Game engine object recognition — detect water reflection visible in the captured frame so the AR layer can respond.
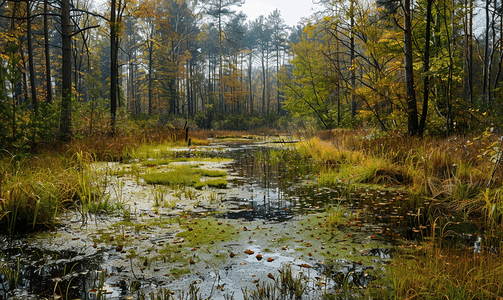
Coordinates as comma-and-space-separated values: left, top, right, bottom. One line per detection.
224, 147, 296, 221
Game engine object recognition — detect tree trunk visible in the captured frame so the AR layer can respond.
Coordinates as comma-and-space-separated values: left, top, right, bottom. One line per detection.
419, 0, 433, 136
404, 0, 419, 135
44, 0, 52, 104
110, 0, 118, 136
482, 0, 490, 109
148, 40, 153, 115
218, 0, 225, 113
26, 0, 38, 115
248, 50, 253, 114
350, 0, 356, 119
59, 0, 72, 141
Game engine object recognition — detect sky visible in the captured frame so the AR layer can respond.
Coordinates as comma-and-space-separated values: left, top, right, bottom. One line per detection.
237, 0, 321, 27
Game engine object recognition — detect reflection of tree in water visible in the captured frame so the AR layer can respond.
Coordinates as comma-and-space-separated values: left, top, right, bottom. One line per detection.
226, 148, 295, 221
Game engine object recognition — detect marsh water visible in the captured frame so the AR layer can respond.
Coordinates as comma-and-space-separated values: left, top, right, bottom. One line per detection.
0, 140, 418, 299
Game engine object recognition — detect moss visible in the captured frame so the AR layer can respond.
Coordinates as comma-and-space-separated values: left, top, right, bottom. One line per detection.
176, 218, 239, 248
141, 157, 231, 166
170, 267, 191, 279
141, 168, 201, 186
141, 165, 226, 187
205, 179, 228, 189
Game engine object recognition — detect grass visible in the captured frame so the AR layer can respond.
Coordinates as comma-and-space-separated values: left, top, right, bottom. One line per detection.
141, 165, 227, 188
0, 153, 86, 234
374, 245, 503, 299
296, 129, 503, 299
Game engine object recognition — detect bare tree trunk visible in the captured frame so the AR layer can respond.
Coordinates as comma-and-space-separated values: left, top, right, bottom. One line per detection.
350, 0, 356, 119
404, 0, 419, 135
110, 0, 118, 136
148, 40, 153, 115
44, 0, 52, 104
59, 0, 72, 141
26, 0, 38, 115
419, 0, 433, 136
482, 0, 490, 109
248, 50, 253, 114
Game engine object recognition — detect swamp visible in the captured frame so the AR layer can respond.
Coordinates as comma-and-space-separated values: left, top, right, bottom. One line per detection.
1, 128, 503, 300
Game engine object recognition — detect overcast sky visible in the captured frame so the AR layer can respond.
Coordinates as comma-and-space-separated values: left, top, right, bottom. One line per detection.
237, 0, 321, 27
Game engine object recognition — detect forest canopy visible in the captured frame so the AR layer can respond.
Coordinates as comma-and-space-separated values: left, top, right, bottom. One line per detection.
1, 0, 502, 151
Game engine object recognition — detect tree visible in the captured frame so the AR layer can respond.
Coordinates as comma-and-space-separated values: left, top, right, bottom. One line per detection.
267, 9, 287, 114
206, 0, 244, 113
281, 27, 336, 129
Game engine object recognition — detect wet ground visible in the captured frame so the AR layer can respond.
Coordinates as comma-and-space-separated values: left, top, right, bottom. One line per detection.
0, 139, 411, 299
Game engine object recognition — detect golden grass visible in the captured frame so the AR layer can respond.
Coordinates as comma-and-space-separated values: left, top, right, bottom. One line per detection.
386, 245, 503, 299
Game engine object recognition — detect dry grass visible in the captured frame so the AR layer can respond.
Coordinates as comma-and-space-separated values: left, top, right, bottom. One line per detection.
305, 129, 503, 234
385, 245, 503, 299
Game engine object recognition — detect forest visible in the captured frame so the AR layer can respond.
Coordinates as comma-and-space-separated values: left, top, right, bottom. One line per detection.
1, 0, 503, 298
1, 0, 503, 148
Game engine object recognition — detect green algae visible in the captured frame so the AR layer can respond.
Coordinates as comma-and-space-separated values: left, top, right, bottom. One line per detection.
176, 218, 241, 248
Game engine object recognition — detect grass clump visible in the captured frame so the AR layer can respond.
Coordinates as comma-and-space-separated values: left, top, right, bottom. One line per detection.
194, 178, 228, 190
0, 152, 96, 235
378, 246, 503, 299
141, 165, 226, 188
142, 166, 201, 186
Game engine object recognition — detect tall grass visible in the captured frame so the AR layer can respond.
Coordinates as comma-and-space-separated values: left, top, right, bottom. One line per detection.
382, 245, 503, 299
301, 130, 503, 232
0, 153, 82, 234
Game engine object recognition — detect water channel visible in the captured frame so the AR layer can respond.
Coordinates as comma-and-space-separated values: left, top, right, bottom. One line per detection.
0, 141, 414, 299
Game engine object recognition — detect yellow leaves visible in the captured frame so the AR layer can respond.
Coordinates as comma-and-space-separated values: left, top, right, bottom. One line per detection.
322, 16, 333, 23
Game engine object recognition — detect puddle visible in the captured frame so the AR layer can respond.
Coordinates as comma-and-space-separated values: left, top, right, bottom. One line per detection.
1, 142, 404, 299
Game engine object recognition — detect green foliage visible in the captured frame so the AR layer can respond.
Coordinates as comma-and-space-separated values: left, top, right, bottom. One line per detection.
281, 34, 339, 130
0, 42, 59, 154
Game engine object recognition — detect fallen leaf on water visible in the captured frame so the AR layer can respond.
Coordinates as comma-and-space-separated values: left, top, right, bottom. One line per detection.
267, 273, 275, 280
244, 249, 254, 255
300, 264, 311, 268
267, 257, 274, 262
190, 259, 195, 264
256, 254, 263, 260
230, 252, 236, 258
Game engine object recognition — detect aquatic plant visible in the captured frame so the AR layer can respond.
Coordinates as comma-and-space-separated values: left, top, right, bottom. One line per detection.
242, 266, 307, 300
0, 254, 20, 289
